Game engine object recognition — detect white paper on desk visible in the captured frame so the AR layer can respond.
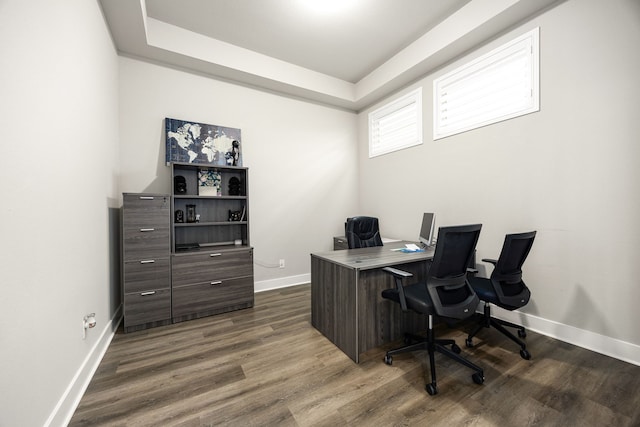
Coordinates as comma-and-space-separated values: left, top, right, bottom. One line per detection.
405, 243, 420, 251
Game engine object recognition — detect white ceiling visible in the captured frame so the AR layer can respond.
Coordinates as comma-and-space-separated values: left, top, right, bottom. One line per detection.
99, 0, 563, 111
144, 0, 472, 83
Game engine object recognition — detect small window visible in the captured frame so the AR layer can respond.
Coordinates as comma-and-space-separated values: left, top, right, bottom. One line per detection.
369, 88, 422, 158
433, 27, 539, 140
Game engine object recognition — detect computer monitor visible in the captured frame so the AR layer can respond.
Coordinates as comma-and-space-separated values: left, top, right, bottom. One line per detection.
419, 213, 436, 247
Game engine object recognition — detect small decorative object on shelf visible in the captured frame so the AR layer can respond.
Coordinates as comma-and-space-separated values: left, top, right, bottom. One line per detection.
229, 209, 242, 221
198, 169, 221, 196
175, 209, 184, 223
174, 176, 187, 194
228, 176, 242, 196
186, 204, 196, 223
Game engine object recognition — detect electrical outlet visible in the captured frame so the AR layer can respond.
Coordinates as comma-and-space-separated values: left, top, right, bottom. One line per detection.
279, 259, 285, 268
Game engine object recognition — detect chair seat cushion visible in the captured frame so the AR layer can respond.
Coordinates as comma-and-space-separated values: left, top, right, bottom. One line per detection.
381, 283, 433, 315
469, 277, 520, 310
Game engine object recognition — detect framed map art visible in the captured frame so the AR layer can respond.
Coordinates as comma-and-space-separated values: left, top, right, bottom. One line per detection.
165, 117, 242, 166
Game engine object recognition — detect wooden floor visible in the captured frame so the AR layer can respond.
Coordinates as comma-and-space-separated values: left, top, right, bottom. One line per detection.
70, 284, 640, 426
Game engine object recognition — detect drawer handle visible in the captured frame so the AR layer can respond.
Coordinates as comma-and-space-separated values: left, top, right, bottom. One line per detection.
140, 228, 155, 232
140, 291, 156, 296
209, 253, 222, 257
210, 281, 223, 286
140, 260, 155, 264
139, 196, 154, 200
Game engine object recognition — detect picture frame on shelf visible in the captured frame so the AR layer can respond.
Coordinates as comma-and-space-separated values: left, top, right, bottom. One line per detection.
198, 169, 221, 196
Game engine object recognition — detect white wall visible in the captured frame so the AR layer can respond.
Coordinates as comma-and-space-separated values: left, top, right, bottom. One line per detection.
0, 1, 120, 426
358, 0, 640, 358
118, 57, 358, 289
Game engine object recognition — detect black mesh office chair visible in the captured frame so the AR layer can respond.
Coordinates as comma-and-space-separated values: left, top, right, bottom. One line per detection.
381, 224, 484, 395
345, 216, 383, 249
465, 231, 536, 360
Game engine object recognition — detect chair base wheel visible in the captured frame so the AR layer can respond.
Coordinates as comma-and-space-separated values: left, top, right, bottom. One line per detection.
520, 349, 531, 360
465, 338, 473, 348
383, 354, 393, 365
426, 383, 438, 395
518, 329, 527, 338
472, 372, 485, 385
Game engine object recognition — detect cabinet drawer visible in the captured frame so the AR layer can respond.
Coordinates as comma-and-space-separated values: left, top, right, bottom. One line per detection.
123, 258, 171, 294
172, 276, 254, 318
123, 194, 170, 228
123, 227, 170, 260
172, 249, 253, 286
123, 288, 171, 328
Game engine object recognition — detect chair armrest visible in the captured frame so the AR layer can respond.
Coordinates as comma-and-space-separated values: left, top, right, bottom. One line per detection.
382, 267, 413, 312
382, 267, 414, 278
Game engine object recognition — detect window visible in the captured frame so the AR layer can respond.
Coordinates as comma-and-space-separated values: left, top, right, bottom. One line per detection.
369, 88, 422, 158
433, 27, 539, 140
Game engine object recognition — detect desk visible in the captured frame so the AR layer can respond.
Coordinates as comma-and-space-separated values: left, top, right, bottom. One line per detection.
311, 241, 435, 363
333, 235, 403, 250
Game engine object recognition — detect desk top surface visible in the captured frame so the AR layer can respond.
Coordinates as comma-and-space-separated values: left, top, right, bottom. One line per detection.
311, 241, 435, 271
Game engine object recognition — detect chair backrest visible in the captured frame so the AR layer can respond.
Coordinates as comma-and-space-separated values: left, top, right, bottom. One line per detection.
345, 216, 383, 249
427, 224, 482, 319
490, 231, 536, 308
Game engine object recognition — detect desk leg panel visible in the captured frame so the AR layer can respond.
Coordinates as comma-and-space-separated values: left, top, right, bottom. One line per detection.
358, 261, 429, 355
311, 255, 358, 362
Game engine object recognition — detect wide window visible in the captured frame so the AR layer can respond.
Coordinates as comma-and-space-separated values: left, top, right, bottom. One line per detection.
433, 27, 539, 140
369, 88, 422, 158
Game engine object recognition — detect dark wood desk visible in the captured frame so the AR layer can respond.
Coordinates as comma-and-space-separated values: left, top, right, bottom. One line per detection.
311, 241, 435, 363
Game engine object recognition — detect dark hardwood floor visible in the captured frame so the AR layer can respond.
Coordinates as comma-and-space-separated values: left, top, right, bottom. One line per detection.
70, 284, 640, 426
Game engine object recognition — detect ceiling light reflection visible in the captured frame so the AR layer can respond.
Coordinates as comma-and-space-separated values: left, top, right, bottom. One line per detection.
299, 0, 360, 15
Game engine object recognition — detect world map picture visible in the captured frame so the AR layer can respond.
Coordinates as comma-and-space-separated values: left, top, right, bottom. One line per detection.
165, 118, 242, 166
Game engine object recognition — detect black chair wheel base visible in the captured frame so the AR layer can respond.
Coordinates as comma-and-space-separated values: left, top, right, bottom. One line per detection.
472, 372, 485, 385
426, 383, 438, 395
465, 338, 474, 348
520, 349, 531, 360
451, 343, 461, 354
518, 329, 527, 338
384, 354, 393, 365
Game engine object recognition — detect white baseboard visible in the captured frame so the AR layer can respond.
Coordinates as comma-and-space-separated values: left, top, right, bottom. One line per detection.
254, 273, 311, 293
492, 307, 640, 366
46, 305, 123, 427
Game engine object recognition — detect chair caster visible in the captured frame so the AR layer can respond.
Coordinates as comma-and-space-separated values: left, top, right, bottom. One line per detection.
383, 354, 393, 365
472, 372, 485, 385
451, 343, 461, 354
426, 383, 438, 395
518, 329, 527, 338
520, 349, 531, 360
465, 338, 474, 348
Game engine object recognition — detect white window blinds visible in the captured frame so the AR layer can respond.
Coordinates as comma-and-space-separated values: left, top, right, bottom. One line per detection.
434, 27, 539, 140
369, 88, 422, 158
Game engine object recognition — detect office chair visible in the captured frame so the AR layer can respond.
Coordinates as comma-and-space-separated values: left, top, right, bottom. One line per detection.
345, 216, 383, 249
465, 231, 536, 360
381, 224, 484, 395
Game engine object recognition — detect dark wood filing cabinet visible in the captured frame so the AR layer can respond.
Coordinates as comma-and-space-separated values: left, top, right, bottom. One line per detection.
122, 193, 172, 333
121, 163, 254, 332
170, 162, 254, 322
171, 247, 254, 322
